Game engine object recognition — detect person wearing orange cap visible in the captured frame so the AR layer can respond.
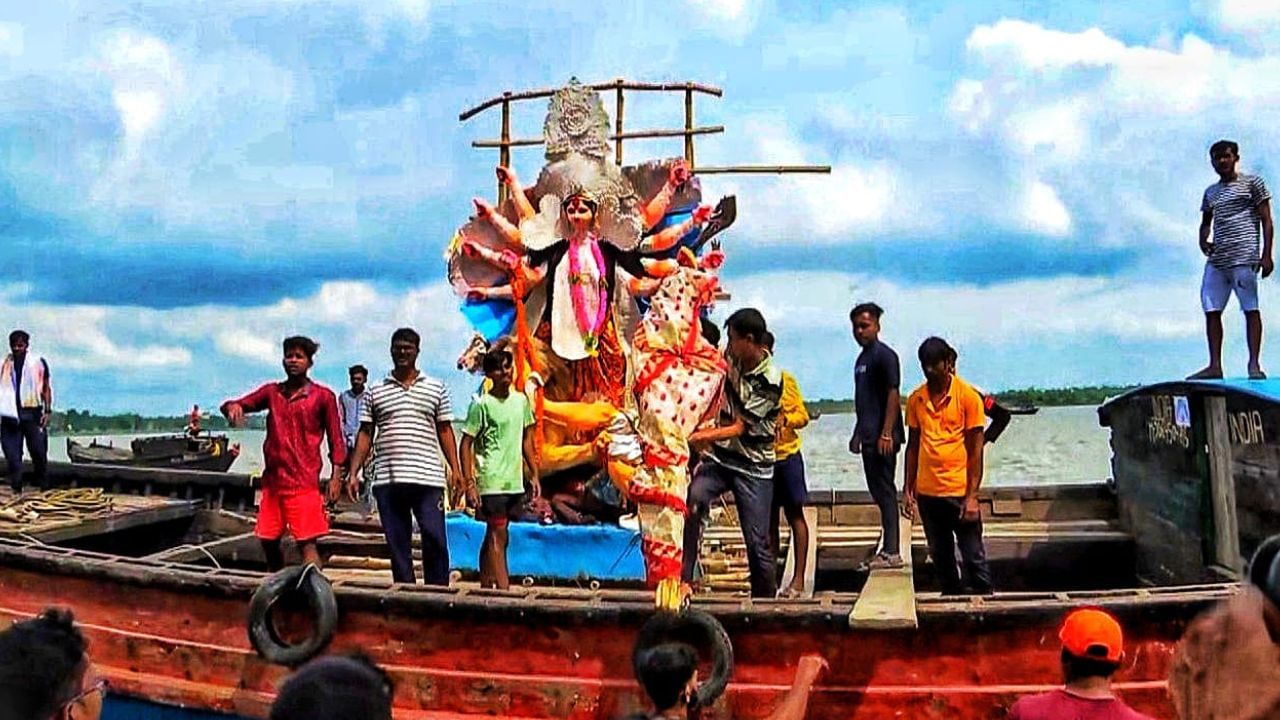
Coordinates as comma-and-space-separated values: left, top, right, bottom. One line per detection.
1008, 608, 1153, 719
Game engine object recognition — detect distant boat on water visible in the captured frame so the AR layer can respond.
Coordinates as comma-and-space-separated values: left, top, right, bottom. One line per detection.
66, 433, 239, 472
1006, 405, 1039, 416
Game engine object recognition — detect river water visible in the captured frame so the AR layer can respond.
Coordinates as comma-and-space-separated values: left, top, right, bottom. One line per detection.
53, 406, 1112, 490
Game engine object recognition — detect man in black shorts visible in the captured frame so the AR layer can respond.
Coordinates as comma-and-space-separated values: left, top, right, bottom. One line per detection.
460, 349, 538, 589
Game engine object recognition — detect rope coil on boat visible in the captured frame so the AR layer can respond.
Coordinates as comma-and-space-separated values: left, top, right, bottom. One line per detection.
0, 488, 114, 526
247, 564, 338, 667
633, 608, 734, 710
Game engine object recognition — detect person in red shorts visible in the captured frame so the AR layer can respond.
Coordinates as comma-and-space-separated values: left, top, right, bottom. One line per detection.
221, 336, 346, 570
1008, 608, 1153, 719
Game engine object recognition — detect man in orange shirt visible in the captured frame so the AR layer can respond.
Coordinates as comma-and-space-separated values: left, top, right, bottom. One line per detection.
904, 337, 991, 595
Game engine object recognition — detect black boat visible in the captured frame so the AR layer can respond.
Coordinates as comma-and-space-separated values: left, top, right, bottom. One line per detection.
66, 433, 240, 472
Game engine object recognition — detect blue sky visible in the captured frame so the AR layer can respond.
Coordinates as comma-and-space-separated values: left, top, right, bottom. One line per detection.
4, 0, 1280, 414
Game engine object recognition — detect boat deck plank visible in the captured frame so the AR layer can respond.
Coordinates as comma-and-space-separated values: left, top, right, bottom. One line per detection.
0, 489, 199, 543
849, 514, 917, 629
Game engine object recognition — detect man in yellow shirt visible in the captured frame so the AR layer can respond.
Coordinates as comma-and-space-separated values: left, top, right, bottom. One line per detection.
904, 337, 992, 595
762, 331, 810, 598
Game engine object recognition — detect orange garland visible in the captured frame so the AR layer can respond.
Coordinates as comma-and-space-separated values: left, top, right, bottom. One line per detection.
509, 267, 546, 463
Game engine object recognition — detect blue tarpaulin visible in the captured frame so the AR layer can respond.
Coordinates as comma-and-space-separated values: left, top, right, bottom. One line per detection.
445, 512, 644, 581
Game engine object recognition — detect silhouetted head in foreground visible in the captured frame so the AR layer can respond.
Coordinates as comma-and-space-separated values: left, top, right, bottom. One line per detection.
0, 608, 104, 720
270, 654, 394, 720
635, 642, 699, 715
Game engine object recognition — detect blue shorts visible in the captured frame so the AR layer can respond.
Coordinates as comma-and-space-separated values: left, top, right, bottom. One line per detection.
1201, 263, 1259, 313
772, 452, 808, 510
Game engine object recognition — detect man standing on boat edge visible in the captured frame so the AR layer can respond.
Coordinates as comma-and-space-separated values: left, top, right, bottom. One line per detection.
848, 304, 906, 570
904, 337, 992, 595
0, 330, 52, 494
1190, 139, 1274, 381
343, 327, 465, 586
221, 336, 346, 571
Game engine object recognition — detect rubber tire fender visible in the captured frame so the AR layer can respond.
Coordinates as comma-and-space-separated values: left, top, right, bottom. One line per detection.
1249, 534, 1280, 610
247, 565, 338, 667
633, 608, 734, 710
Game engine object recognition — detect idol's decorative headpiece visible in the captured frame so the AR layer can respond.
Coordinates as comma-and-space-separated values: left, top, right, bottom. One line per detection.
561, 184, 600, 211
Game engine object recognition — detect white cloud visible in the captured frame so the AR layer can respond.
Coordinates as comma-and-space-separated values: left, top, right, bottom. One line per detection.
966, 19, 1126, 69
1006, 98, 1089, 161
1216, 0, 1280, 32
96, 31, 181, 148
1022, 180, 1072, 236
684, 0, 760, 39
690, 0, 749, 22
948, 20, 1280, 246
705, 117, 899, 243
0, 22, 24, 57
727, 270, 1202, 345
215, 330, 278, 365
3, 279, 466, 375
3, 305, 192, 371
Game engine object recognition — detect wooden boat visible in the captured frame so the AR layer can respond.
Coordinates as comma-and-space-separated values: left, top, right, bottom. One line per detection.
1005, 405, 1039, 416
1097, 377, 1280, 582
7, 67, 1273, 715
0, 449, 1251, 719
66, 433, 239, 472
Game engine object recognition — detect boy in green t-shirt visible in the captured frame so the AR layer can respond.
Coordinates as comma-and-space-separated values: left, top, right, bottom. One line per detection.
460, 349, 538, 589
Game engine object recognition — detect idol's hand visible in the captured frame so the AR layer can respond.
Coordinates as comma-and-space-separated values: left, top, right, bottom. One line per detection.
667, 159, 690, 188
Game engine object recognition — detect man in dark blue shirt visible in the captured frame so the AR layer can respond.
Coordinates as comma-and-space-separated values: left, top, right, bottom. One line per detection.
849, 303, 906, 569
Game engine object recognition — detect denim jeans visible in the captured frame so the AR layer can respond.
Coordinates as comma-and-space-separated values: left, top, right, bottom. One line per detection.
682, 460, 776, 597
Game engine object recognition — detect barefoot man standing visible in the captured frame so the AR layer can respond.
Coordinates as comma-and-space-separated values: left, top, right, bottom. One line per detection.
1191, 140, 1274, 380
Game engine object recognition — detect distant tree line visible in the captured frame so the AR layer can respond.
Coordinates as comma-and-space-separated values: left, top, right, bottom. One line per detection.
991, 385, 1137, 408
52, 409, 265, 434
805, 385, 1137, 416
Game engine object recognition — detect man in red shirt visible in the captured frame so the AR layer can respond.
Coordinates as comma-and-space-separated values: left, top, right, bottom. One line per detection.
221, 336, 346, 570
1008, 608, 1153, 719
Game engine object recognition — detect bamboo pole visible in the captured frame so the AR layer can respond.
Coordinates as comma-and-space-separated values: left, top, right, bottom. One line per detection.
471, 138, 544, 149
615, 126, 723, 141
471, 126, 723, 149
684, 85, 695, 166
459, 80, 723, 122
694, 164, 832, 174
498, 94, 511, 204
615, 79, 624, 166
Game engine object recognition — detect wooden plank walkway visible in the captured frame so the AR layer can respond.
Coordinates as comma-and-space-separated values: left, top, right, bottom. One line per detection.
849, 514, 917, 629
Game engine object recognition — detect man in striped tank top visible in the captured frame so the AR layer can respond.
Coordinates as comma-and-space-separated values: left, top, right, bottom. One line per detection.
1190, 140, 1274, 381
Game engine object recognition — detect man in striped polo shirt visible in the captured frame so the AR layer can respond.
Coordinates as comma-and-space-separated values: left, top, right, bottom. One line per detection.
1190, 139, 1275, 381
343, 327, 464, 585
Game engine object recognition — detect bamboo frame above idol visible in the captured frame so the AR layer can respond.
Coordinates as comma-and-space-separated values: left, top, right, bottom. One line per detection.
459, 78, 832, 202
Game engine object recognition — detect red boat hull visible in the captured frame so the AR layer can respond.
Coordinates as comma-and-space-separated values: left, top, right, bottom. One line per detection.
0, 543, 1226, 719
